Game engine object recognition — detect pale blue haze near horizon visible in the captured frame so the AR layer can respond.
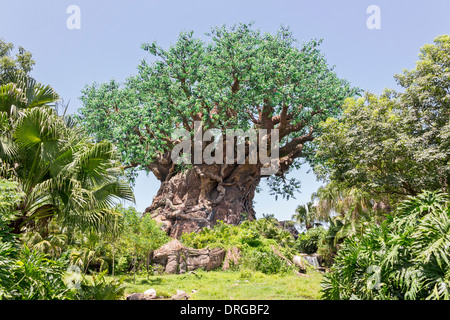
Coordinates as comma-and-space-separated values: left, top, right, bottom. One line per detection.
1, 0, 449, 221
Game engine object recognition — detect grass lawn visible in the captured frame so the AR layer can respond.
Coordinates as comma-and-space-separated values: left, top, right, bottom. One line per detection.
112, 269, 324, 300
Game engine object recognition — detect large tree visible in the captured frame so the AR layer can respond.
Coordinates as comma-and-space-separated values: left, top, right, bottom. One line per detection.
77, 23, 358, 238
313, 35, 450, 201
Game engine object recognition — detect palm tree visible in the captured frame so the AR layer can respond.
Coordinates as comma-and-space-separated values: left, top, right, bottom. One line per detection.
292, 202, 318, 231
70, 232, 109, 275
0, 73, 134, 234
0, 73, 59, 164
313, 183, 383, 244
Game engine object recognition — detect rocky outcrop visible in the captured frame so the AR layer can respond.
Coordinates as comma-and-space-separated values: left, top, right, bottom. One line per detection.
302, 253, 323, 268
222, 247, 241, 271
151, 239, 226, 274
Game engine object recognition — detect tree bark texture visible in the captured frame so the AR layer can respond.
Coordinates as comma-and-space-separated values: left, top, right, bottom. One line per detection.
145, 163, 261, 238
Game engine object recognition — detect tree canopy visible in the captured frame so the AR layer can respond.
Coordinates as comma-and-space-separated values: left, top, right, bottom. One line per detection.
77, 23, 359, 190
313, 35, 450, 199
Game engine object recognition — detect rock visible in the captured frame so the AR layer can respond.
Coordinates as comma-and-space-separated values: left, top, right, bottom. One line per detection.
222, 247, 241, 271
303, 253, 322, 268
294, 253, 323, 270
185, 247, 226, 271
293, 255, 307, 272
171, 290, 190, 300
144, 288, 157, 299
152, 239, 226, 274
126, 293, 155, 300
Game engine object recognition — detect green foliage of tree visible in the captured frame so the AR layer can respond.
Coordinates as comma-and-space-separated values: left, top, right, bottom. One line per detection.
116, 206, 170, 280
292, 201, 324, 231
313, 35, 450, 198
76, 22, 358, 195
0, 38, 34, 77
0, 181, 71, 300
321, 191, 450, 300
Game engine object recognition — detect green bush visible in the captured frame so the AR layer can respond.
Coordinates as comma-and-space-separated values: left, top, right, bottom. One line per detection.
74, 271, 125, 300
321, 191, 450, 300
316, 221, 342, 267
295, 227, 327, 254
180, 219, 297, 275
9, 246, 71, 300
240, 248, 295, 275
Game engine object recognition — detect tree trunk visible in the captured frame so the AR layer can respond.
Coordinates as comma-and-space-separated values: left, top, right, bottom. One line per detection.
144, 163, 261, 238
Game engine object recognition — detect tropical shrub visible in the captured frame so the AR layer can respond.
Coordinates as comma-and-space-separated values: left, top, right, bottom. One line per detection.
11, 246, 71, 300
321, 191, 450, 300
295, 227, 327, 254
240, 247, 295, 275
110, 206, 170, 277
316, 220, 341, 267
74, 270, 125, 300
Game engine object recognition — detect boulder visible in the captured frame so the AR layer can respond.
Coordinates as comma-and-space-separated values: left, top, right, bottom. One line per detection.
303, 253, 323, 268
292, 255, 307, 272
152, 239, 226, 274
222, 247, 241, 271
126, 293, 155, 300
144, 289, 157, 299
171, 289, 190, 300
296, 253, 323, 269
185, 247, 226, 271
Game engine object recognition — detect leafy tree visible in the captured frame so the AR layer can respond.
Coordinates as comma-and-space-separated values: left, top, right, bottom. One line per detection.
77, 23, 359, 237
315, 183, 386, 243
313, 35, 450, 198
70, 232, 109, 274
0, 179, 72, 300
21, 223, 68, 259
109, 206, 170, 280
292, 202, 320, 231
0, 38, 34, 77
252, 216, 295, 248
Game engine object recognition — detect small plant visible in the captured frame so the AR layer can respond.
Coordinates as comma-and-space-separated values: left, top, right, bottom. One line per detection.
11, 246, 71, 300
74, 270, 125, 300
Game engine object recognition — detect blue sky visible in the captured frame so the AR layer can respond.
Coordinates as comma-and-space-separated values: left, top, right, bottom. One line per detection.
1, 0, 449, 221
